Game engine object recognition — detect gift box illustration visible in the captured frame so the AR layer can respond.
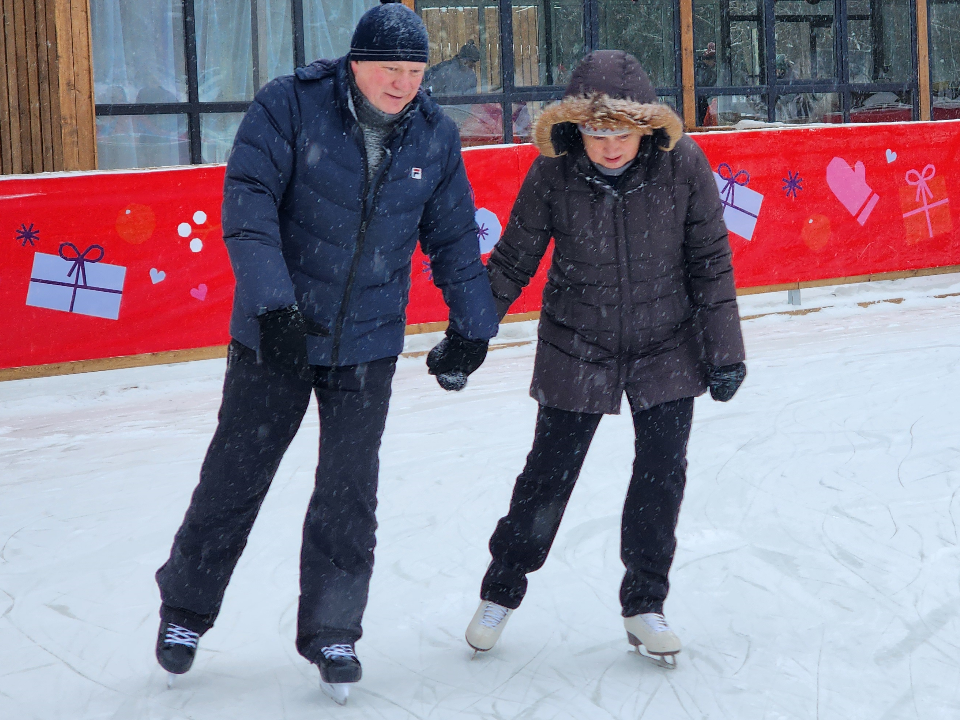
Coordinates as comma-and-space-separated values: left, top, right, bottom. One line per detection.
714, 163, 763, 241
26, 242, 126, 320
899, 164, 952, 243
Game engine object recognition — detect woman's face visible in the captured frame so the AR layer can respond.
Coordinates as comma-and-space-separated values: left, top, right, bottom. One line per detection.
581, 130, 643, 169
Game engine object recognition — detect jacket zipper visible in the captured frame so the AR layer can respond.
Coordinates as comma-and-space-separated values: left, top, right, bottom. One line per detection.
331, 143, 393, 366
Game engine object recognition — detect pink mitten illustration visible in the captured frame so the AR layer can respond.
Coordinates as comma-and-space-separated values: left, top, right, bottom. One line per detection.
826, 157, 879, 226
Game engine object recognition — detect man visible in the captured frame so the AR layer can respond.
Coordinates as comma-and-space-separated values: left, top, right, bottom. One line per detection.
424, 39, 481, 96
154, 0, 497, 701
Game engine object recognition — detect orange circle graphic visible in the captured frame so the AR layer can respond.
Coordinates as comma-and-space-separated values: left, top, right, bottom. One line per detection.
801, 214, 831, 252
116, 204, 156, 244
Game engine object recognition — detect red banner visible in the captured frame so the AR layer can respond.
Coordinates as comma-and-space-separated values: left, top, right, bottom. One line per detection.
3, 121, 960, 370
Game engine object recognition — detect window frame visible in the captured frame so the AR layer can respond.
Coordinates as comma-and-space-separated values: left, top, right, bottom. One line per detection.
91, 0, 934, 167
94, 0, 311, 165
692, 0, 920, 127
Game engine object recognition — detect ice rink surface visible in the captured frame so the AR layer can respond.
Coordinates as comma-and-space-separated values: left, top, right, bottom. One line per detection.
2, 276, 960, 719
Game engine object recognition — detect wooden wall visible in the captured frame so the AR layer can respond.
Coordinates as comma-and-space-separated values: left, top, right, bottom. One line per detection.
0, 0, 97, 175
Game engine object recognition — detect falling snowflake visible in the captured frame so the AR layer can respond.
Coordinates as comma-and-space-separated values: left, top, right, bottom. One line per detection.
16, 223, 39, 247
782, 171, 803, 200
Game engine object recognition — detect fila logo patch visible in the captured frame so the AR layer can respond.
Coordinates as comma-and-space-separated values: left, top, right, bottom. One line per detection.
411, 167, 422, 180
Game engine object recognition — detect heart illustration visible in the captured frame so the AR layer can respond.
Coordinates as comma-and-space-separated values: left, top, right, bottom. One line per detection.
190, 284, 208, 301
149, 268, 166, 284
885, 149, 897, 163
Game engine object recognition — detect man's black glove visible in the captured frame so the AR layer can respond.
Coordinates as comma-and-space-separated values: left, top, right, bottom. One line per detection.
257, 305, 326, 381
707, 362, 746, 402
426, 328, 488, 391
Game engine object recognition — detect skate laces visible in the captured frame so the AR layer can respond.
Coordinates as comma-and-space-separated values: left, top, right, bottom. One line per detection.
164, 623, 199, 648
641, 613, 671, 634
320, 644, 357, 661
480, 602, 509, 629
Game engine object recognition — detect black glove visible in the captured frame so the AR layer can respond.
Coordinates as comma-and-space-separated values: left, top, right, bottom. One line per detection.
257, 305, 327, 381
707, 362, 746, 402
426, 328, 488, 391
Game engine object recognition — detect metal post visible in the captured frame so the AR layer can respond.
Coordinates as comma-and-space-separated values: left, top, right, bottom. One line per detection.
182, 0, 202, 164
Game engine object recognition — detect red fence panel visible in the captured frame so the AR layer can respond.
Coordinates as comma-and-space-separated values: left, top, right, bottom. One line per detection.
3, 120, 960, 371
694, 121, 960, 287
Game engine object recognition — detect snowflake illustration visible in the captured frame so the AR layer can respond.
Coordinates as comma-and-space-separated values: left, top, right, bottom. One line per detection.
782, 171, 803, 200
16, 222, 39, 247
421, 258, 432, 280
477, 223, 490, 243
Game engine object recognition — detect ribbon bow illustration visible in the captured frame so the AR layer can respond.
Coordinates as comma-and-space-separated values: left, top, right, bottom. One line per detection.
59, 242, 105, 291
717, 163, 750, 208
58, 242, 106, 312
905, 165, 936, 204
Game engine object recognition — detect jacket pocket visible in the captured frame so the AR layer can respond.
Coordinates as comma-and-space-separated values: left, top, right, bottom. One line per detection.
544, 291, 604, 330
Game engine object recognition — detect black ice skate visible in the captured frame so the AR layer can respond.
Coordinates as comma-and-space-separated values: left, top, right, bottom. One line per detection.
317, 644, 361, 705
156, 620, 200, 684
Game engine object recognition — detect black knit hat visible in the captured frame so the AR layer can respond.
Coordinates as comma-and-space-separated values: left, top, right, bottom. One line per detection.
350, 0, 429, 64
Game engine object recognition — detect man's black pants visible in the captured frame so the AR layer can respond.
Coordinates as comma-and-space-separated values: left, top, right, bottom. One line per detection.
156, 341, 396, 663
481, 398, 694, 617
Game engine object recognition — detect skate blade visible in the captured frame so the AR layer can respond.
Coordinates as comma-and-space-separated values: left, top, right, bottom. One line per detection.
636, 646, 679, 670
320, 680, 350, 705
166, 673, 175, 689
626, 632, 679, 670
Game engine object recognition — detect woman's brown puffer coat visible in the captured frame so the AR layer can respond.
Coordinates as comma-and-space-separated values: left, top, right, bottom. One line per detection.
487, 51, 745, 415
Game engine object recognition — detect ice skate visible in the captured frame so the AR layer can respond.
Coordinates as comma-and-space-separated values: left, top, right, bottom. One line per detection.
465, 600, 513, 652
623, 613, 681, 669
156, 620, 200, 680
317, 644, 361, 705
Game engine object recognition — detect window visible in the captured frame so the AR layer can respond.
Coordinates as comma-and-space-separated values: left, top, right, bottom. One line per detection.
598, 0, 679, 93
418, 1, 590, 147
694, 0, 917, 127
91, 0, 376, 169
91, 0, 929, 168
929, 0, 960, 119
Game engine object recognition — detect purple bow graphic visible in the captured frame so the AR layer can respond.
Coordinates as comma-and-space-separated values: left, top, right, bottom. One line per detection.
60, 242, 105, 295
717, 163, 752, 213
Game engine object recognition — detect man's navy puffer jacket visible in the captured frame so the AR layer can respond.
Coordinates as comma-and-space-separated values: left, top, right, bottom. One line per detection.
222, 56, 499, 366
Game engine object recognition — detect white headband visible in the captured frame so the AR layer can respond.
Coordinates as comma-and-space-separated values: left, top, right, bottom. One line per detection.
578, 124, 631, 137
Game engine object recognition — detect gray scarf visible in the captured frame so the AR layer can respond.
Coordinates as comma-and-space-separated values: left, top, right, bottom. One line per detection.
347, 66, 407, 183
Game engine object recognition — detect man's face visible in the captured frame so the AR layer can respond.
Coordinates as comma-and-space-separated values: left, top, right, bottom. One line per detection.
581, 130, 643, 170
351, 60, 426, 114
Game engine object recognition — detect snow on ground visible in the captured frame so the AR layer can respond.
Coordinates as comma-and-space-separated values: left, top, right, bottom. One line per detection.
2, 275, 960, 719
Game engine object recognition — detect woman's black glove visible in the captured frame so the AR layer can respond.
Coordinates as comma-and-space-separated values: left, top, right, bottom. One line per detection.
707, 362, 746, 402
426, 328, 488, 391
257, 305, 326, 381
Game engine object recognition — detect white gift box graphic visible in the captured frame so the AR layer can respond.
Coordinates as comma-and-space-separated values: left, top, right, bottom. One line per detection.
714, 163, 764, 240
26, 243, 126, 320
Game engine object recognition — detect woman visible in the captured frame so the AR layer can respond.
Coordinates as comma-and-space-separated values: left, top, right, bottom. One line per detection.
461, 51, 746, 667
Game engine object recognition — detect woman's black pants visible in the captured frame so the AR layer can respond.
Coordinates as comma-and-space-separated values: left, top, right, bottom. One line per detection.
481, 398, 694, 617
155, 341, 396, 664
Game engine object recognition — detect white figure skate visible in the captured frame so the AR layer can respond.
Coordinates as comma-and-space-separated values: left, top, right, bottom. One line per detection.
624, 612, 681, 669
465, 600, 513, 653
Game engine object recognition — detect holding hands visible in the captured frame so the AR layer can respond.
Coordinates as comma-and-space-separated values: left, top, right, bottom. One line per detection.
427, 328, 488, 391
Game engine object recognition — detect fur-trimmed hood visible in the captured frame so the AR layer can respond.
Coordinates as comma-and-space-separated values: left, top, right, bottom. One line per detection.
531, 50, 683, 157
